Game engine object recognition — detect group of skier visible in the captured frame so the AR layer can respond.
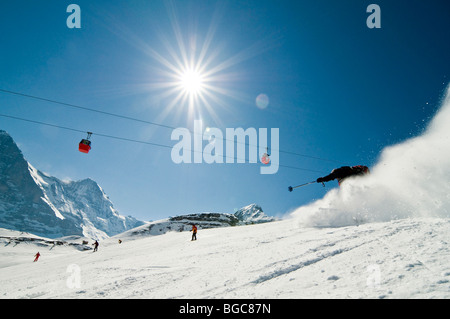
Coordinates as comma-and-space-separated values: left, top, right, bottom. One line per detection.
33, 225, 200, 262
32, 165, 369, 262
33, 239, 99, 262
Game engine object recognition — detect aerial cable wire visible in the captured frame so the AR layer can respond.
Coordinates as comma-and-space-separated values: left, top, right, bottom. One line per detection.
0, 88, 343, 165
0, 113, 325, 173
0, 88, 174, 130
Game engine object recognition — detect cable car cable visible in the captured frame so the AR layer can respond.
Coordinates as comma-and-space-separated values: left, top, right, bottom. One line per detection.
0, 113, 325, 173
0, 88, 344, 165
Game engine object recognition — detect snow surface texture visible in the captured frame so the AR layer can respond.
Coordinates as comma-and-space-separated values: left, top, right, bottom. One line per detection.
1, 218, 449, 299
291, 85, 450, 227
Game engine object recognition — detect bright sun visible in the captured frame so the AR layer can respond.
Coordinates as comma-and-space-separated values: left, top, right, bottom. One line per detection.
139, 3, 264, 124
179, 68, 204, 96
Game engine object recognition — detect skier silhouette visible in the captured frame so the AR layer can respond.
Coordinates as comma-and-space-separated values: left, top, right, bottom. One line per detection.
191, 224, 197, 241
317, 165, 370, 186
93, 240, 99, 252
33, 252, 40, 262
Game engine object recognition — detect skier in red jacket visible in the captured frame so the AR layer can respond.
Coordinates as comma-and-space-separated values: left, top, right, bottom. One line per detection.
191, 224, 197, 241
33, 252, 40, 262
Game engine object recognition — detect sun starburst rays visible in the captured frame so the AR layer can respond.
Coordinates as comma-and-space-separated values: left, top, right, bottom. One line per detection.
147, 39, 227, 124
113, 2, 273, 127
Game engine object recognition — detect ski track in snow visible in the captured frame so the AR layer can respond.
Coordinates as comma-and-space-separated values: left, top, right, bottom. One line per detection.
1, 217, 450, 299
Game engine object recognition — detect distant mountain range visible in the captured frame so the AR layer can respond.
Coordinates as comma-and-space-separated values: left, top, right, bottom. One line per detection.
0, 130, 275, 240
122, 204, 276, 239
0, 130, 144, 240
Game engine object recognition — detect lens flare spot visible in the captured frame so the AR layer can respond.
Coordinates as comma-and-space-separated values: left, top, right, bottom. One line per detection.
256, 93, 269, 109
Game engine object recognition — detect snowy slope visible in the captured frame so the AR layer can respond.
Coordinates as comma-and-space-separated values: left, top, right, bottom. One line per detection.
123, 214, 240, 239
0, 217, 449, 299
120, 207, 275, 239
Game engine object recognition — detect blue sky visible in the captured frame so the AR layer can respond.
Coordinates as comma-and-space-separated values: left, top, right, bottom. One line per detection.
1, 0, 449, 221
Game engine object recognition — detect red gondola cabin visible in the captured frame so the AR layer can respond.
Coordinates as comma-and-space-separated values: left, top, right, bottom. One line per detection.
79, 139, 91, 153
79, 132, 92, 153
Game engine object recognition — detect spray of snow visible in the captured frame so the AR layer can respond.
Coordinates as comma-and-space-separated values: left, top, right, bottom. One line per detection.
291, 85, 450, 227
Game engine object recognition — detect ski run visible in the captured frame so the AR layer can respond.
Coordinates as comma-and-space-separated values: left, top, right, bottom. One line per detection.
1, 216, 449, 299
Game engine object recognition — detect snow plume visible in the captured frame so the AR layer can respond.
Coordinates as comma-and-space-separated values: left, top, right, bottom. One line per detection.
291, 85, 450, 227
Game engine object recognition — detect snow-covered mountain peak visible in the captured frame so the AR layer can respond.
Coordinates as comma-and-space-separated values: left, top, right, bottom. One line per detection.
0, 131, 144, 240
235, 203, 276, 224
